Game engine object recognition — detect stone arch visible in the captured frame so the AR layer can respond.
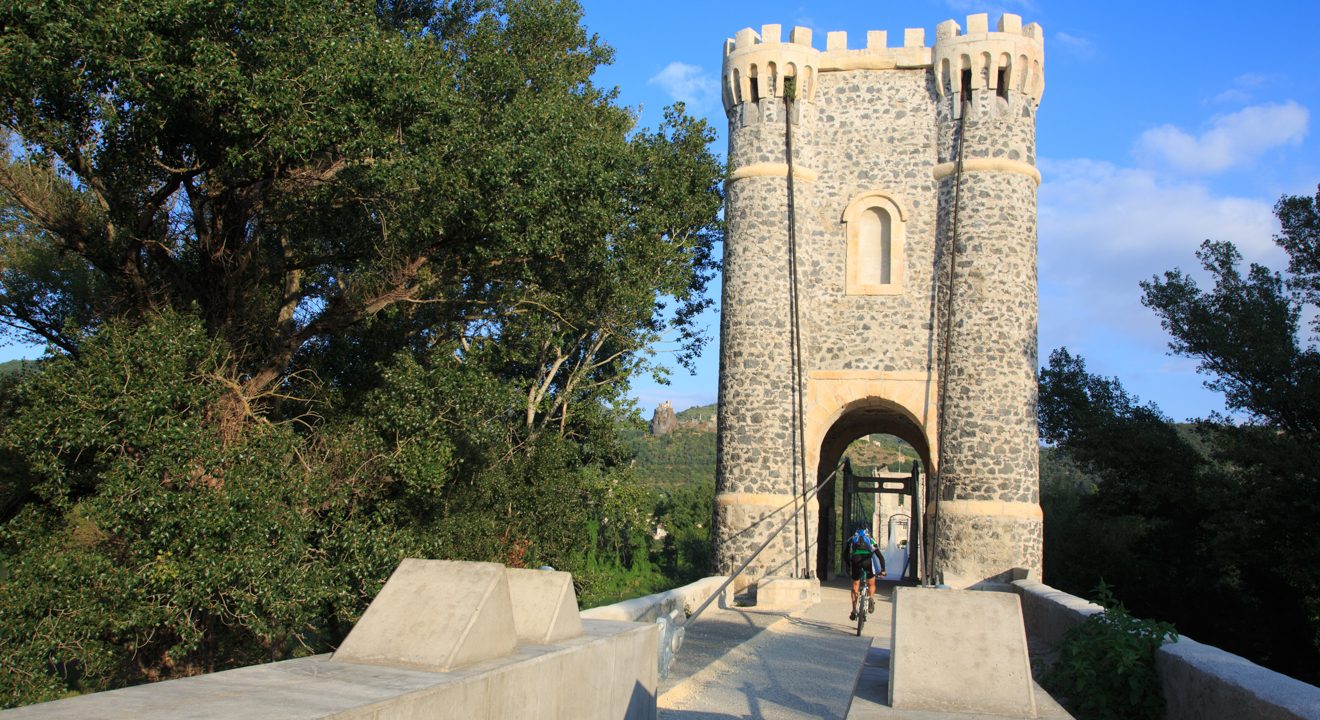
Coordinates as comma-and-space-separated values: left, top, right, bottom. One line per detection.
809, 393, 935, 581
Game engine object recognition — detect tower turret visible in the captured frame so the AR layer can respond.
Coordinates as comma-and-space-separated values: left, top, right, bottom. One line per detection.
930, 13, 1045, 587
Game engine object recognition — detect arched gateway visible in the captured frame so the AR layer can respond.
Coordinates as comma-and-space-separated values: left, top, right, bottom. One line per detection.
713, 13, 1045, 590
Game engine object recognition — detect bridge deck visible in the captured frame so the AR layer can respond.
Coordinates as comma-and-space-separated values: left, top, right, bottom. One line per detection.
660, 578, 1073, 720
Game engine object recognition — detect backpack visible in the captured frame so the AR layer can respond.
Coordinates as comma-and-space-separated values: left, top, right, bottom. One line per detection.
848, 530, 873, 556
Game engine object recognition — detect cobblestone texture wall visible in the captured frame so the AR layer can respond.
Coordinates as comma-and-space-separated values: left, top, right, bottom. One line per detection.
933, 88, 1042, 585
716, 23, 1044, 588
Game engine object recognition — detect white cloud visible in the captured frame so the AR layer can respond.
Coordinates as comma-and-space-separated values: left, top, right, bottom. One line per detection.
1037, 157, 1284, 418
648, 61, 719, 115
1210, 88, 1253, 105
1208, 73, 1272, 105
1053, 31, 1095, 59
1134, 101, 1309, 174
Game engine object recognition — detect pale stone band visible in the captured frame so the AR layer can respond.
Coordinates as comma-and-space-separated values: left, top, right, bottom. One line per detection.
729, 163, 820, 183
715, 491, 797, 508
936, 499, 1043, 520
933, 158, 1041, 185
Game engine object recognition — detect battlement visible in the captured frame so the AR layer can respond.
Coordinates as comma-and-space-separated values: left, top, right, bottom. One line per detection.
721, 24, 822, 111
721, 14, 1045, 112
932, 13, 1045, 105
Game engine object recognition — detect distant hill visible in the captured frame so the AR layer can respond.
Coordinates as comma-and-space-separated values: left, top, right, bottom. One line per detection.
675, 404, 715, 424
0, 359, 36, 380
626, 402, 920, 489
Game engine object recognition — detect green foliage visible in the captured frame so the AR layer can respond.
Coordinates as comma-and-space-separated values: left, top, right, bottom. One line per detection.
0, 312, 336, 705
0, 359, 33, 379
621, 426, 716, 488
674, 404, 716, 423
1043, 584, 1177, 720
1040, 186, 1320, 685
0, 0, 726, 708
652, 483, 713, 584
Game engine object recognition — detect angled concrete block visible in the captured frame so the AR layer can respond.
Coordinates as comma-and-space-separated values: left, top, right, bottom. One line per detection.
755, 577, 820, 610
331, 559, 517, 672
506, 568, 583, 644
888, 587, 1036, 716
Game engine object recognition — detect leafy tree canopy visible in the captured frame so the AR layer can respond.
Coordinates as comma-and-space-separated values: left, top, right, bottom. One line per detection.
1038, 186, 1320, 684
0, 0, 724, 706
0, 0, 722, 412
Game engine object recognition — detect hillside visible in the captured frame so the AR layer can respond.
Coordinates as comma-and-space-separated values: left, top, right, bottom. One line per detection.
0, 359, 34, 378
625, 403, 920, 488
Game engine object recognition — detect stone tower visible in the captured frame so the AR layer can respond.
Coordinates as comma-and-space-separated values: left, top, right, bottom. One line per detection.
714, 13, 1045, 589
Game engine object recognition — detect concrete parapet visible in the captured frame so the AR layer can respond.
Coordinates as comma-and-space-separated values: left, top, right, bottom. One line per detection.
1011, 579, 1320, 720
582, 576, 733, 680
1012, 579, 1102, 652
580, 576, 732, 624
1158, 637, 1320, 720
1, 622, 657, 720
754, 576, 820, 610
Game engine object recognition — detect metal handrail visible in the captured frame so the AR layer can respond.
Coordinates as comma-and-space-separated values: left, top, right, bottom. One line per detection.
685, 461, 845, 627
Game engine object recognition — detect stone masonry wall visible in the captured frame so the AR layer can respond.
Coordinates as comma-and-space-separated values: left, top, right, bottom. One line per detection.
932, 84, 1043, 586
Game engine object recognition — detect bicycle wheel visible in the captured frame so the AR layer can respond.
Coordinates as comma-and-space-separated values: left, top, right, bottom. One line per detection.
856, 590, 867, 636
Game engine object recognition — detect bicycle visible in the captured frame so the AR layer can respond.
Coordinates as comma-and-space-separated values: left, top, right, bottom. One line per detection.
854, 568, 872, 636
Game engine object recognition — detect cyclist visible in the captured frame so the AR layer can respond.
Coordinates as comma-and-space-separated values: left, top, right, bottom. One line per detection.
845, 525, 886, 620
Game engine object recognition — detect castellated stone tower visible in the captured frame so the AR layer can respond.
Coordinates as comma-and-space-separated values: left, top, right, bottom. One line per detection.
713, 14, 1045, 589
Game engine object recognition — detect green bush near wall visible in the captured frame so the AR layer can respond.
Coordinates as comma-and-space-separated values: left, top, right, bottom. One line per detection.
1042, 584, 1177, 720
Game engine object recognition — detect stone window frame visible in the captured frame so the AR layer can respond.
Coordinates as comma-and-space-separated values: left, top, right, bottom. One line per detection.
842, 190, 907, 296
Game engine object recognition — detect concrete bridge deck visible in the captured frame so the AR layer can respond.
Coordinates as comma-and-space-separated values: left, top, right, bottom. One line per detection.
660, 578, 1072, 720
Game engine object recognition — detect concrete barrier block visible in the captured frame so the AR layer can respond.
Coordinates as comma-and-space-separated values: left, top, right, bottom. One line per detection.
1157, 636, 1320, 720
332, 559, 517, 672
598, 619, 659, 720
506, 568, 583, 644
486, 649, 563, 720
888, 587, 1036, 716
756, 577, 820, 610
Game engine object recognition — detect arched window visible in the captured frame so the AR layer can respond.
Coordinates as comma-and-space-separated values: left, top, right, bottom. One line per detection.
843, 190, 907, 296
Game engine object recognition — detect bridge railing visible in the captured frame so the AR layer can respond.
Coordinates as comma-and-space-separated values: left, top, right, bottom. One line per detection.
1012, 578, 1320, 720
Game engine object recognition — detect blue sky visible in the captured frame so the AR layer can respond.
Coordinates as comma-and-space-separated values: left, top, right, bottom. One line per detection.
3, 1, 1316, 424
576, 0, 1320, 422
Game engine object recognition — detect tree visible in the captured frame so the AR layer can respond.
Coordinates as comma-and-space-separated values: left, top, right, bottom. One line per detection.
0, 0, 721, 412
1037, 186, 1320, 684
0, 0, 725, 706
1137, 186, 1320, 680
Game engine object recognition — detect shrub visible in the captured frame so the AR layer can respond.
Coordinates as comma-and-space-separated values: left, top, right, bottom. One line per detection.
1043, 583, 1177, 720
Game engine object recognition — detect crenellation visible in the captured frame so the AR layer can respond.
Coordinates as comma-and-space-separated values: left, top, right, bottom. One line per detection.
966, 13, 989, 35
761, 24, 781, 44
867, 30, 887, 50
734, 27, 759, 51
827, 31, 847, 51
904, 28, 925, 47
790, 26, 812, 46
